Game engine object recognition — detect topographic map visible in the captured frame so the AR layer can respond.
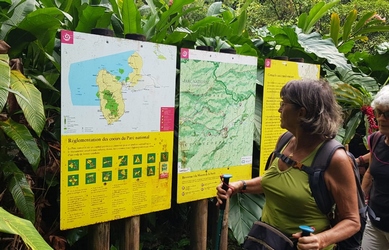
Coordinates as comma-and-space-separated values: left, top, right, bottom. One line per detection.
177, 49, 257, 172
61, 31, 176, 135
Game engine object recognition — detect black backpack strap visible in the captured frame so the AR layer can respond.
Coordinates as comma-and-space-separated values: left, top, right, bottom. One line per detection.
265, 132, 294, 171
368, 131, 382, 152
311, 139, 344, 171
300, 139, 344, 214
365, 131, 383, 222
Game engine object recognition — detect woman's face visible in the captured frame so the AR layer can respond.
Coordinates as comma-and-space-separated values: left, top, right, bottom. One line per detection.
278, 99, 301, 130
374, 105, 389, 136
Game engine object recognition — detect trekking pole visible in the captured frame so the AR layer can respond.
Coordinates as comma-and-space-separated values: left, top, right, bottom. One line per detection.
299, 225, 314, 236
215, 174, 232, 250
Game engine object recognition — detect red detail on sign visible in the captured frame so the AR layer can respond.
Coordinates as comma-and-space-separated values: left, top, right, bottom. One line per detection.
61, 30, 74, 44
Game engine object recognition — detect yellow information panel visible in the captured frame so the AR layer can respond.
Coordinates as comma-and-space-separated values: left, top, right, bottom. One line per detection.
177, 165, 252, 203
259, 59, 320, 176
177, 49, 257, 203
60, 132, 172, 229
60, 30, 176, 229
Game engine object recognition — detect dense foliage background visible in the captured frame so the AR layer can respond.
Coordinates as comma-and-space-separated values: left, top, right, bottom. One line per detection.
0, 0, 389, 249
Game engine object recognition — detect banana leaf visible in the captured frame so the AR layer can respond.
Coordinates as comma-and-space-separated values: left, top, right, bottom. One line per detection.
0, 53, 10, 111
0, 207, 52, 250
0, 118, 41, 169
10, 70, 45, 137
228, 193, 265, 244
2, 161, 36, 223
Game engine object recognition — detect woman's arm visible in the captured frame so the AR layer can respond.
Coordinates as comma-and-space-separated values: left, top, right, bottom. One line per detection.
355, 152, 370, 167
215, 176, 263, 206
296, 148, 360, 249
361, 165, 373, 199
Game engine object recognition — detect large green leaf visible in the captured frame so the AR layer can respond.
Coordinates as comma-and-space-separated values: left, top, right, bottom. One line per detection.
354, 25, 389, 36
186, 22, 234, 43
376, 42, 389, 55
0, 0, 35, 39
329, 13, 340, 46
296, 27, 350, 70
0, 53, 10, 111
122, 0, 142, 34
2, 161, 36, 223
75, 4, 110, 33
5, 7, 65, 58
230, 9, 246, 36
343, 111, 362, 145
142, 11, 158, 40
326, 67, 379, 95
228, 193, 265, 244
354, 11, 376, 32
300, 0, 340, 34
337, 40, 354, 54
0, 207, 52, 250
153, 0, 194, 42
10, 70, 45, 136
331, 82, 364, 107
207, 2, 222, 16
348, 51, 389, 75
342, 9, 357, 42
253, 82, 263, 147
189, 16, 223, 32
0, 118, 41, 169
15, 8, 64, 53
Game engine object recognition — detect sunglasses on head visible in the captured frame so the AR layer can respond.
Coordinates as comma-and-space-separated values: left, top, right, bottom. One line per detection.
375, 109, 389, 119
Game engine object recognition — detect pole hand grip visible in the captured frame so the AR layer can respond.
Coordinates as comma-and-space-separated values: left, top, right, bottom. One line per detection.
219, 174, 232, 210
299, 225, 314, 237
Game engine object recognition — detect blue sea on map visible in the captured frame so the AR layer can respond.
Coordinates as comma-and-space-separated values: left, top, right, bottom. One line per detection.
68, 51, 135, 106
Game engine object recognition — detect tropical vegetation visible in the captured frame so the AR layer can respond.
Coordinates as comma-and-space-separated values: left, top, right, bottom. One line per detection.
0, 0, 388, 249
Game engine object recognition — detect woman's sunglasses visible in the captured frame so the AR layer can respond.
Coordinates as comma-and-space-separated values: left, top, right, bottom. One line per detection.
375, 109, 389, 119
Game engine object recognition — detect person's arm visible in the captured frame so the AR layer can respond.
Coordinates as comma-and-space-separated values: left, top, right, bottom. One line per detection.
361, 165, 373, 200
294, 149, 360, 250
215, 177, 263, 206
355, 152, 370, 167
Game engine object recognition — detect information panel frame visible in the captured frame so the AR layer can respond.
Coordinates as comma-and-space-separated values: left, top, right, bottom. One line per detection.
176, 48, 257, 203
60, 30, 177, 229
259, 59, 320, 176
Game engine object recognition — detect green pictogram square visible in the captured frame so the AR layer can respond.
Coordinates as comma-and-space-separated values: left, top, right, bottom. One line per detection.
133, 168, 142, 178
102, 171, 112, 182
147, 166, 155, 176
86, 173, 96, 184
68, 160, 79, 171
161, 162, 168, 172
118, 169, 128, 180
118, 155, 128, 166
160, 152, 169, 162
86, 158, 96, 169
68, 174, 79, 186
133, 154, 142, 165
147, 153, 156, 163
103, 157, 113, 168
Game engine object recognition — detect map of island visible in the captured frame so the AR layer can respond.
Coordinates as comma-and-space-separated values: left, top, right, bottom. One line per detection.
95, 52, 144, 124
128, 52, 143, 87
61, 31, 176, 135
96, 69, 125, 124
177, 49, 257, 172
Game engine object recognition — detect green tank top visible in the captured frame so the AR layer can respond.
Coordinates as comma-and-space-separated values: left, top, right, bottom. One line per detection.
261, 141, 333, 249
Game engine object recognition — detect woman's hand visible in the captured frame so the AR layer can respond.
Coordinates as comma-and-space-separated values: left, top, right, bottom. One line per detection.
215, 181, 241, 206
292, 232, 322, 250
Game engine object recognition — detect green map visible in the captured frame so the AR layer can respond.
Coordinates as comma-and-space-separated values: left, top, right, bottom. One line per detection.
177, 49, 257, 172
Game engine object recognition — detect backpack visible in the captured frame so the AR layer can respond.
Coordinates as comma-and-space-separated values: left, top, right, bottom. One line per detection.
264, 132, 368, 250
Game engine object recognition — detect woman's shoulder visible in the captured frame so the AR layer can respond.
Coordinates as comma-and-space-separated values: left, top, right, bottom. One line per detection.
326, 147, 354, 174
